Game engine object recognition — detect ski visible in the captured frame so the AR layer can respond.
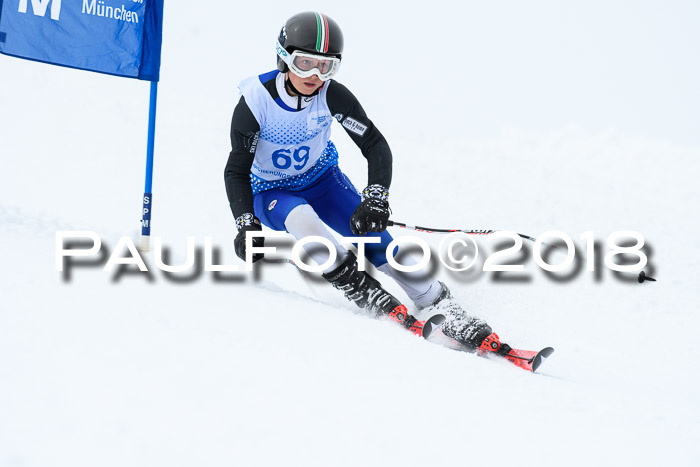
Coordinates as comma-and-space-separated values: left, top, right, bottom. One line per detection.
390, 309, 554, 372
255, 282, 553, 372
388, 305, 446, 339
430, 330, 555, 373
499, 346, 555, 373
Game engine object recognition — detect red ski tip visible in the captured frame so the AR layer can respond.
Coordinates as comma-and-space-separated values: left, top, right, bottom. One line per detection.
504, 347, 555, 372
478, 333, 554, 373
387, 305, 446, 339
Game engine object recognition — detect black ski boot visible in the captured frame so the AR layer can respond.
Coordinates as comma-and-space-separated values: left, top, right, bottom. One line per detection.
322, 252, 402, 316
322, 252, 427, 334
420, 282, 493, 351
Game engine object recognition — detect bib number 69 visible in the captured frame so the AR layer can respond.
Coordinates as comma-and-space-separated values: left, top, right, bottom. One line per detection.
272, 146, 310, 171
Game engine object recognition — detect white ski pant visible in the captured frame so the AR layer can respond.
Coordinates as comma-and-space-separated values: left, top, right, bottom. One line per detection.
284, 204, 442, 308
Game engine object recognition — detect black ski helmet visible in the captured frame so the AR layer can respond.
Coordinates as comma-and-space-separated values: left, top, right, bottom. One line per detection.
276, 12, 344, 73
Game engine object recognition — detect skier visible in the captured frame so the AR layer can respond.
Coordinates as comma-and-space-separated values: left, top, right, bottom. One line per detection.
224, 11, 505, 354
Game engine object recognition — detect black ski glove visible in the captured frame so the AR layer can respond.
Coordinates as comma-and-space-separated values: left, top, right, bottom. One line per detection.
350, 185, 390, 236
234, 213, 264, 262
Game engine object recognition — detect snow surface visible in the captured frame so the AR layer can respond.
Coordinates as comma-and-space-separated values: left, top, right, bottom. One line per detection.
2, 1, 700, 466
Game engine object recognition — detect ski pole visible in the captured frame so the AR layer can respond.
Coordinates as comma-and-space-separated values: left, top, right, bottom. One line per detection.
387, 220, 539, 243
387, 220, 656, 283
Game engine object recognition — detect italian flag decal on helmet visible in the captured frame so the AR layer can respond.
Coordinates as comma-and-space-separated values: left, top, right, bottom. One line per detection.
315, 12, 330, 53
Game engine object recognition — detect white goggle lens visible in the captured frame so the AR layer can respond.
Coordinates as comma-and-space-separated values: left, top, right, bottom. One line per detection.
277, 42, 340, 80
293, 56, 334, 74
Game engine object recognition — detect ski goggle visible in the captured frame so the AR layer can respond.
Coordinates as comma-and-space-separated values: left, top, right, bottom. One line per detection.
276, 41, 341, 81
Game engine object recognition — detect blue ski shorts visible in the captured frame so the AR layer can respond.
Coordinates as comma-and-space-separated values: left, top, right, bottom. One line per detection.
253, 165, 394, 267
